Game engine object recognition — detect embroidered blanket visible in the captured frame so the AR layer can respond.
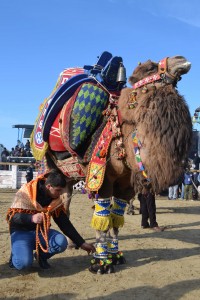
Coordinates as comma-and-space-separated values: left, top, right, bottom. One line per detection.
60, 82, 109, 158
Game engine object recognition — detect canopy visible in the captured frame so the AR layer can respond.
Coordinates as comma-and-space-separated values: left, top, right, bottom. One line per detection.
12, 124, 34, 140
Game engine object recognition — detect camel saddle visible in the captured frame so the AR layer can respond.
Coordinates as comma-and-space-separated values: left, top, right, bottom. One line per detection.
47, 52, 126, 159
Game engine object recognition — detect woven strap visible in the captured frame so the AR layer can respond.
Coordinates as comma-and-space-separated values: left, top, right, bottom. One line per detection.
86, 121, 113, 191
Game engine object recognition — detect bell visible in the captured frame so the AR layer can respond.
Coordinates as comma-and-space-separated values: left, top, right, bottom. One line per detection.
142, 86, 148, 93
116, 63, 127, 84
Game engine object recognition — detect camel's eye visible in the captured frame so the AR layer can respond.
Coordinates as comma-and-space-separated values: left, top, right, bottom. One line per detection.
147, 64, 156, 72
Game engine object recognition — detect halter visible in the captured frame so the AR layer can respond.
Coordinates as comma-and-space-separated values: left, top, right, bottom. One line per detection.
128, 57, 179, 110
132, 57, 177, 90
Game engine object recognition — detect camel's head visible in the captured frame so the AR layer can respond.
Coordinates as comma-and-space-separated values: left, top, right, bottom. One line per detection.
129, 56, 191, 86
119, 56, 192, 193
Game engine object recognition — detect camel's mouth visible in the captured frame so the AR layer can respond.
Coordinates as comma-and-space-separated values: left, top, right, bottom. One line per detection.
174, 62, 191, 78
169, 57, 191, 78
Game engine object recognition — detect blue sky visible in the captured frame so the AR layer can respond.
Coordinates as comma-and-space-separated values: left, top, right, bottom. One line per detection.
0, 0, 199, 150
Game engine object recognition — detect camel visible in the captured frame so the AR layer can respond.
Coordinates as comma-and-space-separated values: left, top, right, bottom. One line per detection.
31, 54, 192, 274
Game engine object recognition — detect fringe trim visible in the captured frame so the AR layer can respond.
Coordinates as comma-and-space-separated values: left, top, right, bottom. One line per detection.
90, 214, 112, 231
30, 140, 49, 161
110, 212, 125, 228
52, 206, 66, 218
6, 208, 37, 222
6, 206, 65, 223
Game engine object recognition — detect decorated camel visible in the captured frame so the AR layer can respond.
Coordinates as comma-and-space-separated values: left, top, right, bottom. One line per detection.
31, 52, 192, 274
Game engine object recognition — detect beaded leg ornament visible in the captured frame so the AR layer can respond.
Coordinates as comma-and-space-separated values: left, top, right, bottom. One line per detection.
107, 238, 118, 254
89, 242, 114, 274
110, 197, 127, 228
90, 198, 112, 231
107, 238, 126, 265
94, 242, 108, 259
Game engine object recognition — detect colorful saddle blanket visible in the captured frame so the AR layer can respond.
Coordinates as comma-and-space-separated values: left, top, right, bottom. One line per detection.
59, 82, 109, 158
31, 51, 126, 161
42, 51, 123, 142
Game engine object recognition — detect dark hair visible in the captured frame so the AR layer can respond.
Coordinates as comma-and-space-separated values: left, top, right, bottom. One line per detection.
45, 169, 66, 188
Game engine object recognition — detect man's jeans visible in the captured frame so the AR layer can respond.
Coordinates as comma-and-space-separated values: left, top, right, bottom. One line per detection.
11, 229, 68, 270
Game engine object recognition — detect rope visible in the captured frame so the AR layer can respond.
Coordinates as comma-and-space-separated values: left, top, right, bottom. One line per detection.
35, 212, 51, 258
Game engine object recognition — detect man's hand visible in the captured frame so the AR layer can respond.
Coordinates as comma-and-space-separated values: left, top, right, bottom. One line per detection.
80, 242, 95, 254
31, 213, 43, 224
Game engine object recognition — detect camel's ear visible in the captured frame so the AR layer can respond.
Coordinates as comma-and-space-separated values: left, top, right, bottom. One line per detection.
128, 75, 137, 85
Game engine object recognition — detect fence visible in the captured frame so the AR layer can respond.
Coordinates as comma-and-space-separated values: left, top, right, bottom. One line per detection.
0, 162, 85, 191
0, 162, 37, 189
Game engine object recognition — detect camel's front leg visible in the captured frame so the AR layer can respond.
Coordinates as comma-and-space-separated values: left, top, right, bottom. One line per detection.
61, 182, 78, 249
89, 198, 114, 274
108, 197, 127, 265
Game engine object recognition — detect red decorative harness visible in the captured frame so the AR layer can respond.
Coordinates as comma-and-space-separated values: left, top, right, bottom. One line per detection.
132, 57, 168, 89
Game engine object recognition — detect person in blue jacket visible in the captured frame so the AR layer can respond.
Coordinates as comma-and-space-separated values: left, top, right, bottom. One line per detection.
183, 169, 193, 200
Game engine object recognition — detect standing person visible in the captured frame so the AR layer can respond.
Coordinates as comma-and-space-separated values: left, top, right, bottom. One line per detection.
6, 169, 95, 270
193, 153, 200, 170
26, 149, 33, 157
25, 162, 34, 183
183, 169, 193, 200
168, 184, 178, 200
1, 147, 9, 170
138, 188, 165, 232
16, 139, 24, 149
10, 147, 15, 157
24, 139, 31, 151
192, 153, 200, 200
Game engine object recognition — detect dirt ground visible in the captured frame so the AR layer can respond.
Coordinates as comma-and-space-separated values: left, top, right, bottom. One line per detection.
1, 190, 200, 300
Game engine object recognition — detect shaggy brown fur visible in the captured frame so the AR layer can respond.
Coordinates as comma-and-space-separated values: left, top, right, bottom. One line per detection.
118, 85, 192, 193
99, 56, 192, 196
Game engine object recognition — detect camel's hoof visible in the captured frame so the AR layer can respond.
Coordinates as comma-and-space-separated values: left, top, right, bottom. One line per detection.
105, 263, 115, 274
127, 212, 135, 215
111, 252, 126, 265
89, 258, 115, 274
127, 209, 135, 215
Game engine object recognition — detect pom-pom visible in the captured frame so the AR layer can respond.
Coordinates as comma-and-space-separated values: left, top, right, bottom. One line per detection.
88, 193, 93, 199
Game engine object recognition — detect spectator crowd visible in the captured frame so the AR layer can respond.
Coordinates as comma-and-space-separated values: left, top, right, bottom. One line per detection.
0, 140, 35, 169
168, 152, 200, 201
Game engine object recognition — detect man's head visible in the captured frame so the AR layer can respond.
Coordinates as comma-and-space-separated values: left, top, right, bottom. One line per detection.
45, 169, 67, 199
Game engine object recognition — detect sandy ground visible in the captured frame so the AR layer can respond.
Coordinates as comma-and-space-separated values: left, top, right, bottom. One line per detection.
1, 190, 200, 300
